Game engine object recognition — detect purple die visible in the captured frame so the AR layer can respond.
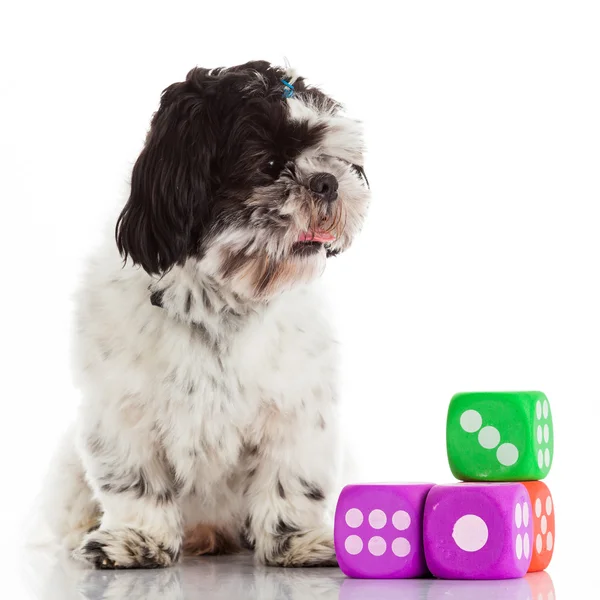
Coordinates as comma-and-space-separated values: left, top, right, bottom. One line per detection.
334, 483, 435, 578
423, 483, 533, 579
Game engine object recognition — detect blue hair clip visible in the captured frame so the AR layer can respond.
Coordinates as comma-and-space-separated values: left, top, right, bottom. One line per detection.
281, 78, 295, 98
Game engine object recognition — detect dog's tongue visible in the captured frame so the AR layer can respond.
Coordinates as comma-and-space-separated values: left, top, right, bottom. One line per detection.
298, 230, 336, 244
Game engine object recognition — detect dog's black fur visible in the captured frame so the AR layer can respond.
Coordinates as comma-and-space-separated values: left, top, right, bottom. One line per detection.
115, 61, 341, 275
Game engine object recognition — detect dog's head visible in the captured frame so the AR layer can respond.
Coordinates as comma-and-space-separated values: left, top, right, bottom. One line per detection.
116, 60, 370, 300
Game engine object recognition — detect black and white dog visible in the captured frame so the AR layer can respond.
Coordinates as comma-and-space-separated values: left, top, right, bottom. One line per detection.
43, 60, 370, 569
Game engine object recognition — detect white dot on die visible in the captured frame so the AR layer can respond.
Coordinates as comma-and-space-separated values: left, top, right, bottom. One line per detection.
497, 443, 519, 466
392, 537, 411, 557
544, 424, 550, 443
345, 508, 363, 528
524, 533, 530, 559
460, 410, 483, 433
541, 515, 548, 534
369, 509, 387, 529
537, 425, 543, 444
538, 594, 543, 600
548, 593, 555, 600
515, 534, 523, 559
535, 498, 542, 518
392, 510, 411, 531
536, 401, 542, 419
546, 496, 553, 516
478, 426, 501, 449
537, 450, 544, 469
547, 531, 553, 551
515, 504, 522, 528
345, 535, 363, 555
452, 515, 489, 552
536, 534, 543, 554
368, 536, 387, 556
543, 400, 549, 419
523, 502, 530, 528
544, 448, 551, 467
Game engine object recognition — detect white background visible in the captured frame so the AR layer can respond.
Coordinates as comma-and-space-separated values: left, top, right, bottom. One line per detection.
1, 1, 599, 597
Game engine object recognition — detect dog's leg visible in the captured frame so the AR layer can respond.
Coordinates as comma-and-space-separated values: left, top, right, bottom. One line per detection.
246, 406, 339, 567
72, 427, 182, 569
33, 427, 101, 550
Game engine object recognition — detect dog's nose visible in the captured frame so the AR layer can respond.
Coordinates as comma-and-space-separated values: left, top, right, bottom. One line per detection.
309, 173, 339, 202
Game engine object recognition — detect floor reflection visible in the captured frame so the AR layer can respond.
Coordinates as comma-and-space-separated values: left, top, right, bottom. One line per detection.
22, 549, 555, 600
340, 572, 555, 600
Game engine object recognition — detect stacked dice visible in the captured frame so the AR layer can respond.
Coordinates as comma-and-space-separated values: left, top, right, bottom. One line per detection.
334, 391, 555, 579
437, 391, 555, 578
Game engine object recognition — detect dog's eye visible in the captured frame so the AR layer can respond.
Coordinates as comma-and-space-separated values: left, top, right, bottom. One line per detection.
262, 158, 284, 179
351, 164, 370, 188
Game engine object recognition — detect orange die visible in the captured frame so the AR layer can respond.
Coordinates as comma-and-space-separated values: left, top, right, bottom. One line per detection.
522, 481, 555, 572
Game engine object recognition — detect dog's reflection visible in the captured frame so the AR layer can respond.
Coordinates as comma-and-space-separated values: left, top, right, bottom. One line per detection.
23, 549, 555, 600
23, 548, 183, 600
23, 550, 343, 600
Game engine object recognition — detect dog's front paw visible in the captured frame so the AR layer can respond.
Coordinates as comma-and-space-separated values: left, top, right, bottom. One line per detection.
260, 528, 338, 568
73, 528, 180, 569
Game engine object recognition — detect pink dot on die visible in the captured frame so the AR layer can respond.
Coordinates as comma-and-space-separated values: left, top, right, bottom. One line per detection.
345, 508, 363, 528
392, 510, 411, 531
368, 536, 387, 556
345, 535, 363, 555
523, 502, 530, 527
515, 534, 523, 559
392, 537, 411, 557
368, 509, 387, 529
452, 514, 489, 552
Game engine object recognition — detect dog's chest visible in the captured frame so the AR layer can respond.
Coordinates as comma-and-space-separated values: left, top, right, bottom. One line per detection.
230, 286, 337, 410
164, 286, 337, 471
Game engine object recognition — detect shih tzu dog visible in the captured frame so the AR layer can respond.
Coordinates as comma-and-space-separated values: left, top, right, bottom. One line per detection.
43, 60, 370, 569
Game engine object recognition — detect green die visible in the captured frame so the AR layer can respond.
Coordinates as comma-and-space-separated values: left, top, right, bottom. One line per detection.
447, 391, 554, 481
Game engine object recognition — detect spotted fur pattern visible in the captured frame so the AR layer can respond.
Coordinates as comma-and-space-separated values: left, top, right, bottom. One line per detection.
39, 61, 370, 569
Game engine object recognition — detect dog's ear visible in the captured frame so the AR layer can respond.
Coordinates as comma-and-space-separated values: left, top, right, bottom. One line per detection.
116, 77, 212, 274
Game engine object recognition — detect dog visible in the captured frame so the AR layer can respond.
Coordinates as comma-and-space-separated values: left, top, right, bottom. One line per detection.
42, 60, 370, 569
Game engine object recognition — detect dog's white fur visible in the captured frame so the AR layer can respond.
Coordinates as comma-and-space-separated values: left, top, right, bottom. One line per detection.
40, 83, 368, 569
44, 248, 341, 567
